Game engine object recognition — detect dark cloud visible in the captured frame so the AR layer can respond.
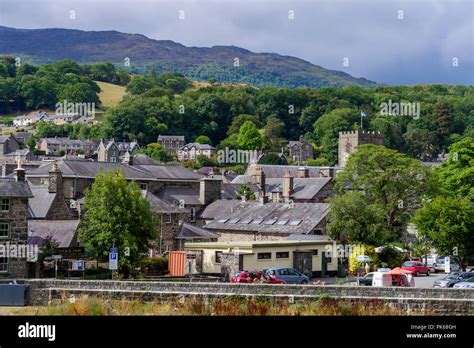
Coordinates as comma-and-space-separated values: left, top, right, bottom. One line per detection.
0, 0, 472, 85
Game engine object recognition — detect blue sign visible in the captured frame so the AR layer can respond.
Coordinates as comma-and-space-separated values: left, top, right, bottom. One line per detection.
109, 248, 118, 270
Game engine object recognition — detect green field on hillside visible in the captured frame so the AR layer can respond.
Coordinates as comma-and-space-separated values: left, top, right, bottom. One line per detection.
96, 81, 126, 108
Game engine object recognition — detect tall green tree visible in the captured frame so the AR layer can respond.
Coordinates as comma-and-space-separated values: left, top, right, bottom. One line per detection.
413, 196, 474, 270
237, 121, 263, 150
334, 144, 435, 242
435, 137, 474, 198
78, 170, 156, 276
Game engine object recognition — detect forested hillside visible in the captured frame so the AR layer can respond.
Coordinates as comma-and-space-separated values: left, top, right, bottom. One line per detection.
1, 57, 472, 166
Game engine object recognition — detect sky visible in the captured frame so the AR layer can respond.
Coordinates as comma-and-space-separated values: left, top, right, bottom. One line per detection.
0, 0, 473, 85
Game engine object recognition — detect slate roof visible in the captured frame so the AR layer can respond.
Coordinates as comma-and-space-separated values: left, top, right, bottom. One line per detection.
132, 154, 159, 165
0, 178, 33, 198
143, 191, 190, 213
28, 185, 56, 218
203, 200, 330, 235
244, 164, 341, 178
221, 183, 259, 200
158, 135, 185, 141
176, 223, 219, 239
158, 186, 202, 206
179, 143, 216, 151
134, 164, 203, 181
266, 177, 332, 200
230, 175, 253, 184
200, 199, 244, 220
0, 135, 12, 143
27, 220, 80, 248
26, 160, 157, 181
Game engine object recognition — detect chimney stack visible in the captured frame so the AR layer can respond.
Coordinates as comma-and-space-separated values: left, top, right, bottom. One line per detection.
282, 170, 294, 199
200, 178, 222, 205
14, 154, 26, 182
48, 161, 63, 194
122, 151, 133, 166
297, 166, 309, 178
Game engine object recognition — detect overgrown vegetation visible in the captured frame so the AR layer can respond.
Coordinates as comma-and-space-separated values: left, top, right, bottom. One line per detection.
12, 295, 416, 316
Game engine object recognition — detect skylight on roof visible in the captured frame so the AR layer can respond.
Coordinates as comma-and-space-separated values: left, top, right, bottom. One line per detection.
239, 219, 252, 224
251, 219, 263, 225
289, 219, 302, 226
276, 219, 288, 225
217, 218, 228, 223
227, 218, 240, 224
263, 219, 277, 225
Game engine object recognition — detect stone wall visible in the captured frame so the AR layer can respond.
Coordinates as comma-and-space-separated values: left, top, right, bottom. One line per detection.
24, 279, 474, 315
0, 197, 29, 278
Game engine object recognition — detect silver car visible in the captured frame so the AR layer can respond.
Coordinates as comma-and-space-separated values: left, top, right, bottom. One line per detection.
453, 277, 474, 289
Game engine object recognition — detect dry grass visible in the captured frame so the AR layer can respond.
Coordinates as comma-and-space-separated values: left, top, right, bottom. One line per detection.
96, 81, 126, 108
6, 294, 419, 316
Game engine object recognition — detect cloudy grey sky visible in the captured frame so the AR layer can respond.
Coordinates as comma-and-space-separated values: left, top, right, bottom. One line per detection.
1, 0, 473, 85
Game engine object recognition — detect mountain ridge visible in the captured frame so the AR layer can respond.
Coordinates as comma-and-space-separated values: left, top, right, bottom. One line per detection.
0, 26, 379, 88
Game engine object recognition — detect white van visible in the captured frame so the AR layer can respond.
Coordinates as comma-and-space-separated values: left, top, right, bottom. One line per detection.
372, 272, 393, 287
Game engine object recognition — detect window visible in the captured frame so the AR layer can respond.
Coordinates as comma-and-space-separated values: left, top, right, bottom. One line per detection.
276, 252, 289, 259
251, 219, 263, 225
164, 214, 172, 224
140, 183, 148, 191
189, 208, 196, 222
287, 268, 298, 275
227, 218, 240, 224
215, 251, 223, 264
289, 219, 302, 226
1, 198, 10, 212
0, 257, 7, 273
257, 252, 271, 260
276, 220, 288, 225
110, 157, 116, 163
311, 249, 319, 256
263, 219, 276, 225
0, 223, 9, 238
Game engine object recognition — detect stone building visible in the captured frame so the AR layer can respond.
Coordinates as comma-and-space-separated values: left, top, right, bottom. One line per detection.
97, 139, 139, 163
0, 135, 21, 160
177, 143, 216, 162
200, 200, 330, 242
38, 138, 98, 156
338, 130, 384, 167
157, 135, 185, 155
287, 135, 314, 163
0, 164, 33, 278
28, 162, 75, 220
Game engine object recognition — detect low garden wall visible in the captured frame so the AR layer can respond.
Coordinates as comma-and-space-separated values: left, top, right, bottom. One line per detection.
24, 279, 474, 315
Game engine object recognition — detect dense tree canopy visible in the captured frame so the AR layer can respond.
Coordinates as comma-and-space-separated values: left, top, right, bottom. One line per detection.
331, 144, 435, 244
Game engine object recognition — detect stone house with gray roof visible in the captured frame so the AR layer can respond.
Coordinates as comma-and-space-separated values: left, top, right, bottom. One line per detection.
157, 135, 185, 155
97, 139, 140, 163
200, 200, 330, 242
0, 165, 33, 278
0, 135, 21, 160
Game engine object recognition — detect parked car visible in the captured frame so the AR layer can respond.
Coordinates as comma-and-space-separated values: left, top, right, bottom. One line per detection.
433, 272, 474, 288
453, 277, 474, 289
401, 261, 430, 276
377, 268, 391, 273
358, 272, 375, 286
264, 267, 309, 284
359, 272, 414, 287
231, 271, 284, 284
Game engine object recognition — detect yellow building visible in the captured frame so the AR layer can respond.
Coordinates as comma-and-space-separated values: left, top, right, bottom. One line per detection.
184, 239, 339, 278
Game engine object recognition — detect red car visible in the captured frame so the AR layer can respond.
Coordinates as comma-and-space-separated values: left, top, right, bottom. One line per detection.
230, 271, 284, 284
402, 261, 430, 276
